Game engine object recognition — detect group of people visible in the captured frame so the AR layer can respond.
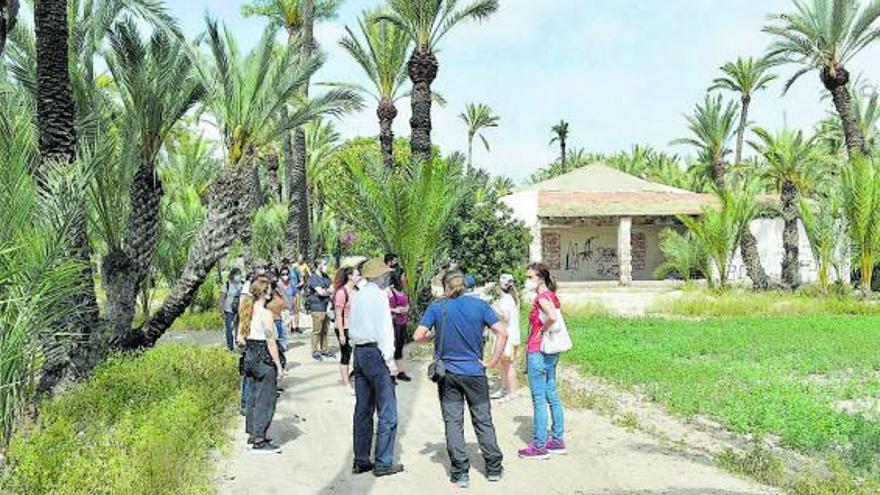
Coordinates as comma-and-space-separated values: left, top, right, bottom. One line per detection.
229, 254, 569, 488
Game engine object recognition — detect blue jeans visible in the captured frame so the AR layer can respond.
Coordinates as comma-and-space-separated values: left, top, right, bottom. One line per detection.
224, 311, 239, 351
527, 352, 565, 447
352, 345, 398, 468
275, 319, 288, 351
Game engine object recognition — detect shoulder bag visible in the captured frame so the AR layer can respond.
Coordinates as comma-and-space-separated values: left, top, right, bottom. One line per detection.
540, 303, 573, 355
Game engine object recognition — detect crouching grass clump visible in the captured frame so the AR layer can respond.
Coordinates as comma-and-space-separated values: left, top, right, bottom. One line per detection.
2, 345, 238, 495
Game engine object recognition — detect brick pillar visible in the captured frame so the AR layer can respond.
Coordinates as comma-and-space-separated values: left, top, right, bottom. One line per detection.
618, 216, 632, 286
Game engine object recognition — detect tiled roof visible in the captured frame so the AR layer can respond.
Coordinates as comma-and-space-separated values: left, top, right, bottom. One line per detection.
538, 191, 717, 218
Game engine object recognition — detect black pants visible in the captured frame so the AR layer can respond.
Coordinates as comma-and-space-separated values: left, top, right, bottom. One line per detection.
244, 340, 278, 439
393, 323, 407, 360
438, 373, 503, 479
335, 328, 352, 365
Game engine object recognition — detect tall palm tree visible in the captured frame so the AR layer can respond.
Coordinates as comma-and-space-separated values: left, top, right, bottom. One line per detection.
459, 102, 499, 173
102, 20, 205, 342
377, 0, 499, 164
243, 0, 340, 259
549, 119, 570, 173
0, 0, 18, 55
672, 94, 738, 190
750, 128, 826, 288
764, 0, 880, 158
123, 19, 360, 348
338, 10, 410, 169
709, 56, 777, 165
840, 155, 880, 292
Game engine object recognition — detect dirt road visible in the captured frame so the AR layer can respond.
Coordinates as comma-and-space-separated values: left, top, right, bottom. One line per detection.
213, 327, 775, 495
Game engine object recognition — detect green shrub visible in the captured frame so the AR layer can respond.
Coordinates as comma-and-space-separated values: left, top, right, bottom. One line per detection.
170, 311, 224, 332
2, 345, 238, 495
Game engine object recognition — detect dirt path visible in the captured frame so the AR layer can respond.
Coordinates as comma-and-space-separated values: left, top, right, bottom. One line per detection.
211, 321, 776, 495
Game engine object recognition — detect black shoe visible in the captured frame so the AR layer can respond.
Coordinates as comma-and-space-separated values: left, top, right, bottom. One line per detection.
373, 464, 404, 477
352, 462, 374, 474
312, 352, 323, 362
452, 473, 470, 488
396, 372, 412, 382
277, 386, 285, 392
487, 468, 504, 482
251, 440, 281, 454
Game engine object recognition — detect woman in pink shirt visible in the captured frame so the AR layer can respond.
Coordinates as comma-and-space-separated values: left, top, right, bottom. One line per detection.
388, 271, 411, 382
333, 266, 360, 390
518, 262, 567, 460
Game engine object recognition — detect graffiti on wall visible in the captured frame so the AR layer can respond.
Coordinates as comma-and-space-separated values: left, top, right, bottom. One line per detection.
542, 232, 561, 270
632, 232, 646, 271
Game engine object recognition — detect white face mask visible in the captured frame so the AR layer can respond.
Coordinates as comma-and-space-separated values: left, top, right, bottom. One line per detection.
524, 279, 538, 291
356, 279, 367, 289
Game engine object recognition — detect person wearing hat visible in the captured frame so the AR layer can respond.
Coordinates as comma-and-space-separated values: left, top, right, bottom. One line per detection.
492, 274, 522, 401
348, 258, 404, 478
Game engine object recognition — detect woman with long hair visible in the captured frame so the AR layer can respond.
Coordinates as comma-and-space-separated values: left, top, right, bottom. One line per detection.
332, 266, 360, 389
238, 278, 285, 454
388, 271, 411, 382
518, 262, 566, 460
491, 274, 521, 401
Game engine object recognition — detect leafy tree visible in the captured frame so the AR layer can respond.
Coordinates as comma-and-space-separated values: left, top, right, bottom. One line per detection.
840, 155, 880, 292
764, 0, 880, 158
750, 127, 827, 288
376, 0, 499, 163
459, 102, 499, 173
672, 94, 738, 190
338, 9, 410, 168
549, 119, 570, 173
709, 56, 777, 164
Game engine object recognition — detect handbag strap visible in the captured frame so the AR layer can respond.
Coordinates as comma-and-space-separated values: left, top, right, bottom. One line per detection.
434, 301, 448, 360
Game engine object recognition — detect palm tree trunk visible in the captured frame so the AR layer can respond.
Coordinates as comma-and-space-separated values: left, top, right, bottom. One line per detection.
35, 0, 99, 388
735, 95, 749, 165
266, 151, 281, 202
120, 160, 257, 349
560, 139, 567, 173
284, 0, 314, 260
378, 98, 397, 169
105, 158, 163, 343
781, 179, 800, 289
408, 47, 438, 164
466, 133, 474, 174
740, 228, 770, 290
712, 159, 726, 190
822, 65, 869, 158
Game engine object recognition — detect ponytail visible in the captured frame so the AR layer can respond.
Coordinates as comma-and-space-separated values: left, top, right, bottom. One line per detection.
237, 293, 255, 342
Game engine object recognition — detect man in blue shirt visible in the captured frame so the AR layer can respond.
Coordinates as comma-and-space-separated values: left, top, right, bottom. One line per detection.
413, 269, 507, 488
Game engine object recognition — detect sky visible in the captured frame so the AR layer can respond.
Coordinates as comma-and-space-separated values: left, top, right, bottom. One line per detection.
168, 0, 880, 183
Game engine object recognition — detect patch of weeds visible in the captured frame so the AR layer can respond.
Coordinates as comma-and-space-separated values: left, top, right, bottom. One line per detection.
613, 412, 639, 432
717, 446, 786, 486
170, 311, 224, 332
558, 382, 618, 417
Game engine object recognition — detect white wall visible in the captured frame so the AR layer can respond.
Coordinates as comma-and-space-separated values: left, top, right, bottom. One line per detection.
501, 190, 541, 261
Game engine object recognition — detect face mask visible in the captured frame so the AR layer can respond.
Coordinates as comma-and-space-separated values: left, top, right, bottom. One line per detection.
282, 275, 289, 280
356, 279, 367, 289
524, 279, 538, 291
431, 285, 444, 298
233, 275, 242, 283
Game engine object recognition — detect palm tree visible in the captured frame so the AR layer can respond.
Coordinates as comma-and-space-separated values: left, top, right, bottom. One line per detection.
709, 56, 777, 165
459, 102, 499, 173
122, 19, 360, 348
673, 94, 738, 190
0, 0, 18, 55
101, 20, 205, 342
243, 0, 341, 259
549, 120, 570, 173
377, 0, 499, 163
840, 155, 880, 292
750, 127, 826, 288
764, 0, 880, 158
799, 194, 845, 293
655, 229, 703, 281
338, 10, 410, 168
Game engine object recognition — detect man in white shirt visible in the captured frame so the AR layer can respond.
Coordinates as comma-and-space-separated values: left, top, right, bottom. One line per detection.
348, 258, 404, 478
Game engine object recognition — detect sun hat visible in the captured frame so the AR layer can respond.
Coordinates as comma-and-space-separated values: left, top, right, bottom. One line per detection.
361, 257, 394, 280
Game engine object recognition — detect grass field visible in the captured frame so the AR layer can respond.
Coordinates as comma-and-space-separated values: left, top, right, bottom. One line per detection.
650, 288, 880, 317
564, 314, 880, 475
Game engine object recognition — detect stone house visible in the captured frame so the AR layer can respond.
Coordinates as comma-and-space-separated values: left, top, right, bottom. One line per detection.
502, 164, 844, 285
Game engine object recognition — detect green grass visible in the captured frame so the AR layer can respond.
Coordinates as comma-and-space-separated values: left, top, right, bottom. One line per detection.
2, 345, 238, 495
650, 288, 880, 317
564, 314, 880, 475
169, 311, 224, 332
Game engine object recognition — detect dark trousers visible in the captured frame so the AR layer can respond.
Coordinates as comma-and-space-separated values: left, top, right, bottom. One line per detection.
438, 373, 503, 479
352, 345, 398, 468
393, 323, 407, 360
224, 311, 238, 350
244, 342, 277, 439
335, 328, 352, 365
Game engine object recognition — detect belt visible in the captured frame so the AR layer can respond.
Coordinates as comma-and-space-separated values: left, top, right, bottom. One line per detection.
355, 342, 377, 348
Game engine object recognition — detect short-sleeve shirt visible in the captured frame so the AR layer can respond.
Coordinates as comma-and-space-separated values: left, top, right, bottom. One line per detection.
221, 281, 243, 313
389, 289, 409, 327
307, 273, 332, 311
528, 291, 560, 353
420, 296, 500, 376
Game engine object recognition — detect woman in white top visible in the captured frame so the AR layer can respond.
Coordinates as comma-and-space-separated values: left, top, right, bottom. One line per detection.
237, 278, 284, 453
492, 274, 521, 400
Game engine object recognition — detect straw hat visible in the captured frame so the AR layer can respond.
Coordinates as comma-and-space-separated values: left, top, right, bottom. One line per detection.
361, 257, 394, 280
